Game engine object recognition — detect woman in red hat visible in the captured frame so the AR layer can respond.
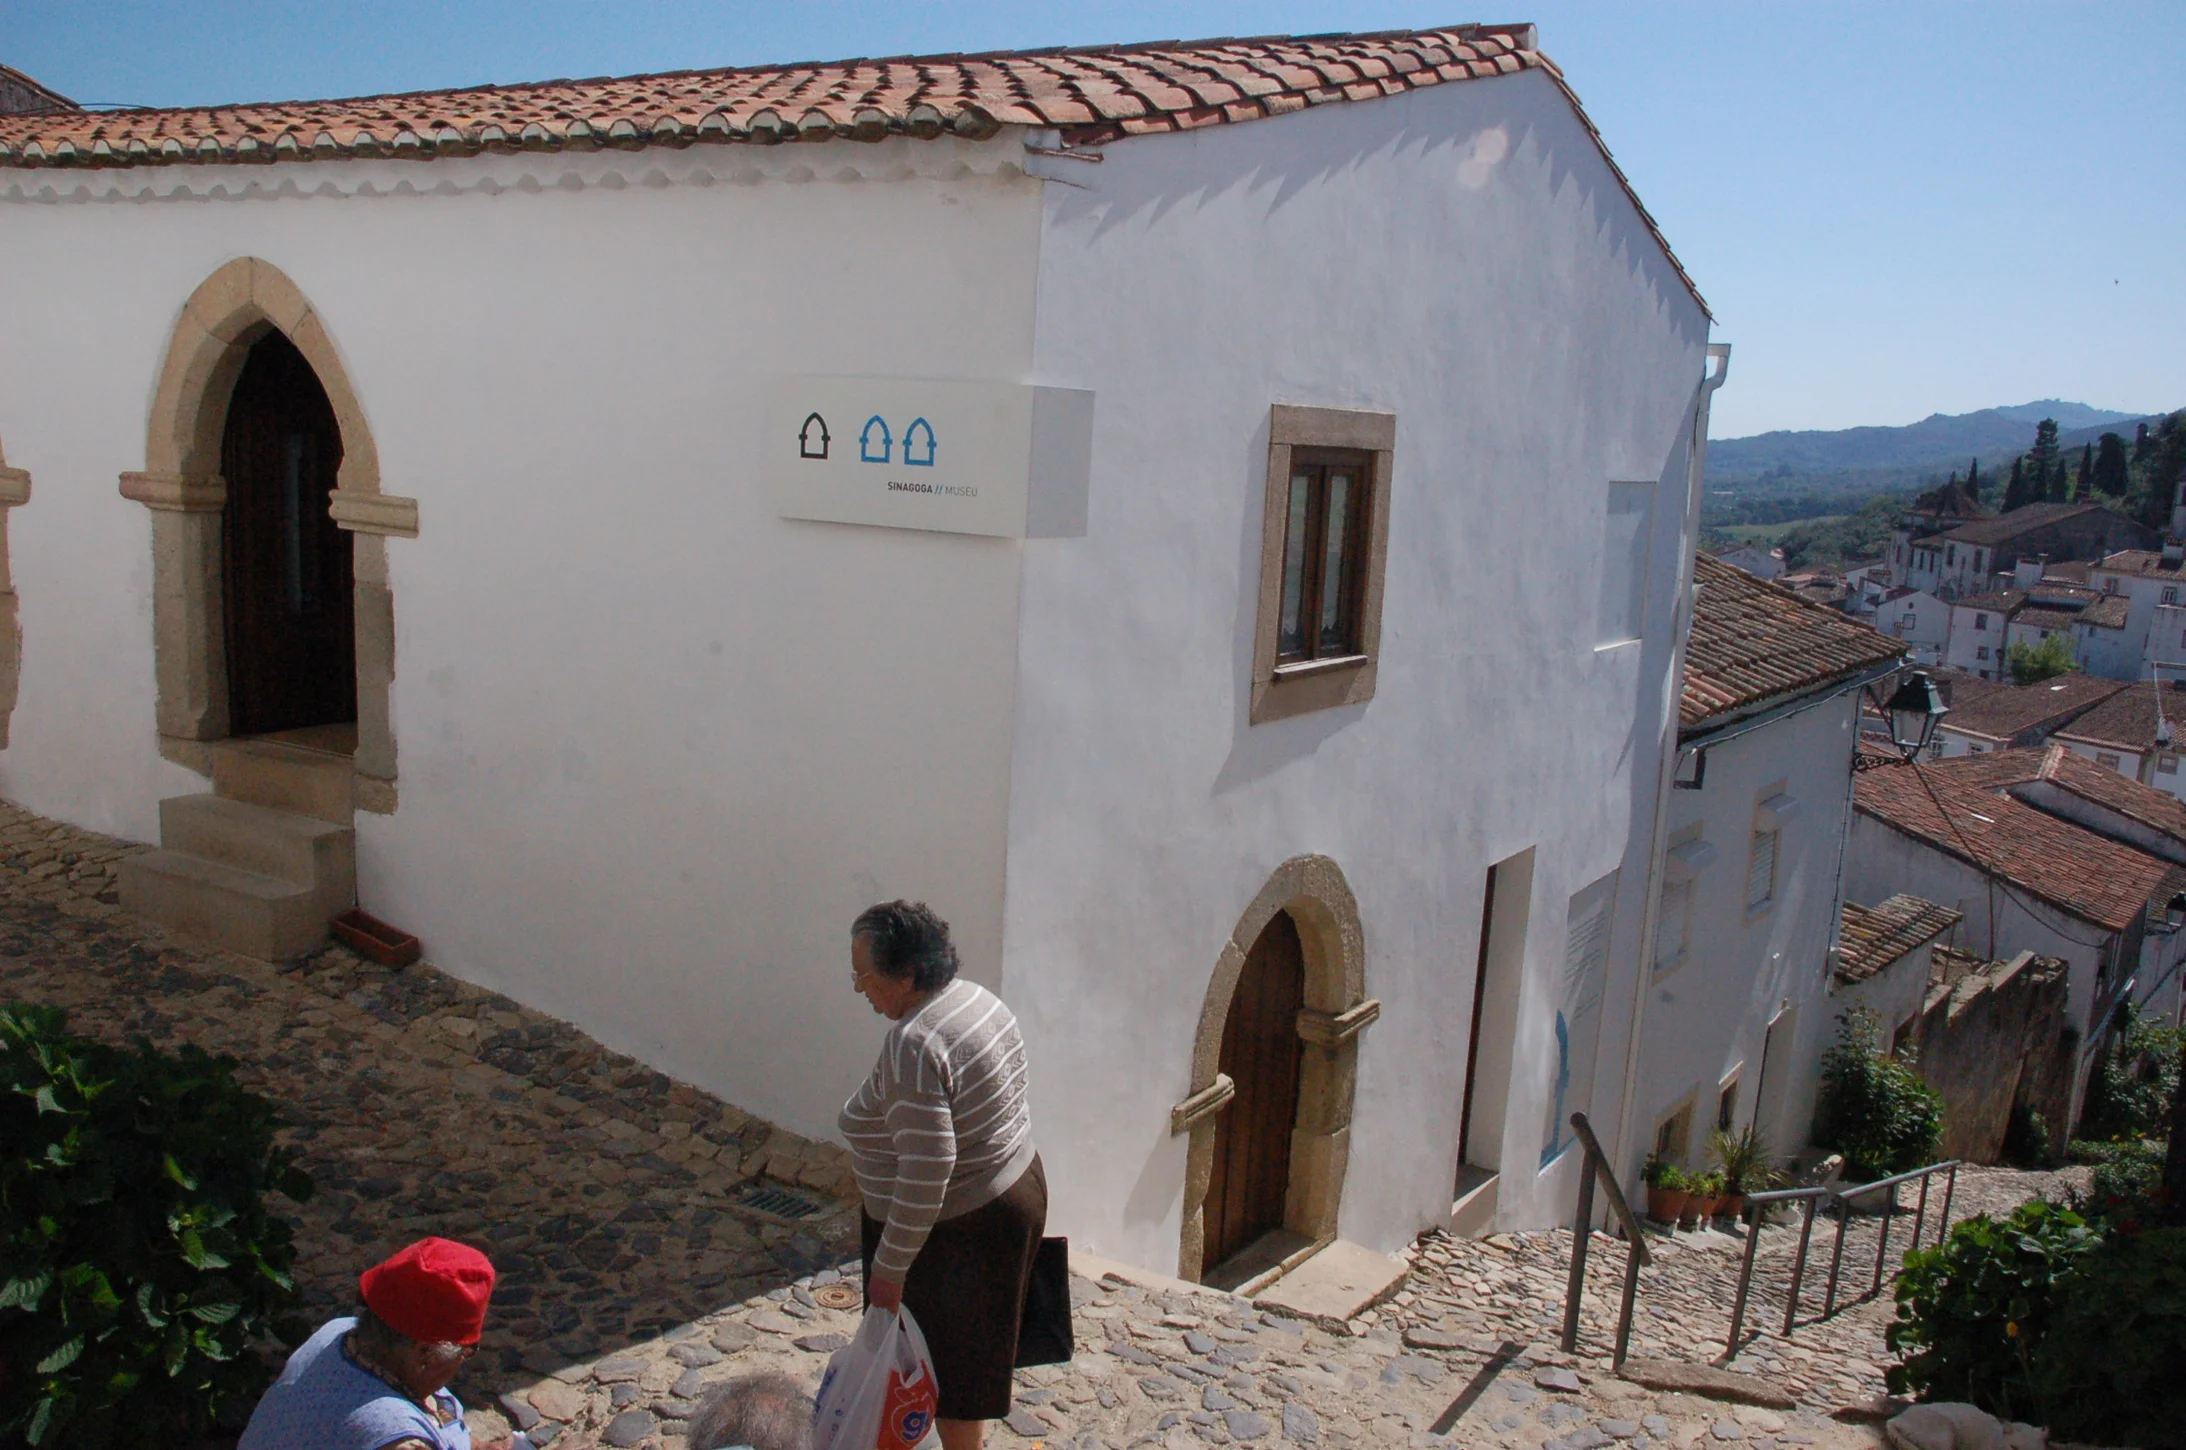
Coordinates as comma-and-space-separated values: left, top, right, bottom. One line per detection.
238, 1236, 495, 1450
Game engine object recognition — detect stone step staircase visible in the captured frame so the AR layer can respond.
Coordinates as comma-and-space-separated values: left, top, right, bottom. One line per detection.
118, 738, 355, 961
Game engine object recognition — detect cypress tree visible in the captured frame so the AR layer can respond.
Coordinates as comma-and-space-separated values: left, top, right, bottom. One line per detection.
1966, 456, 1981, 504
2029, 418, 2063, 503
2092, 432, 2129, 497
2003, 455, 2031, 511
2075, 443, 2093, 501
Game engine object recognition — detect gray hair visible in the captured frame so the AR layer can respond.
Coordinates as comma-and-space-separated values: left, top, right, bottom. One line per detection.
351, 1305, 469, 1370
851, 900, 958, 992
687, 1371, 813, 1450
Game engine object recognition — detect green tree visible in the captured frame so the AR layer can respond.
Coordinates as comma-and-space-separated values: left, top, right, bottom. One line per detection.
2003, 455, 2034, 511
2008, 631, 2077, 684
2029, 418, 2063, 498
1966, 456, 1982, 504
2092, 432, 2130, 497
2075, 443, 2093, 501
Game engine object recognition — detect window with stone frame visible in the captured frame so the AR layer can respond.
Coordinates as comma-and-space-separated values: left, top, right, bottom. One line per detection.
1250, 406, 1394, 725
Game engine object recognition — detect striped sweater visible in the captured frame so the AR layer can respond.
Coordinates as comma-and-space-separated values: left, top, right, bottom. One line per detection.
839, 978, 1035, 1282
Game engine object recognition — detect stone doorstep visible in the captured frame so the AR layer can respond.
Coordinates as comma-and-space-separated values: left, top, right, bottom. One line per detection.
115, 847, 342, 962
209, 737, 355, 824
1617, 1357, 1798, 1411
1251, 1239, 1408, 1332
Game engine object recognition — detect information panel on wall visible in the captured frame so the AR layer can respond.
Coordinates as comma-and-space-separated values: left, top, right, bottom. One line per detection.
768, 376, 1094, 540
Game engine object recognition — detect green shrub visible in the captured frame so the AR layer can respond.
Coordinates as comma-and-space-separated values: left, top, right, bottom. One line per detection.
1813, 1008, 1945, 1180
2078, 1004, 2182, 1144
0, 1004, 314, 1446
1885, 1199, 2103, 1418
2027, 1227, 2186, 1448
2073, 1137, 2170, 1228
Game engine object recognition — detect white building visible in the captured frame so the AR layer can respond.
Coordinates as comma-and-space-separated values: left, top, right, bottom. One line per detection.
1634, 555, 1903, 1175
1926, 672, 2125, 760
0, 26, 1721, 1281
1832, 895, 1963, 1056
1847, 762, 2171, 1124
2048, 681, 2186, 803
1944, 591, 2022, 679
1712, 545, 1784, 581
1876, 587, 1950, 666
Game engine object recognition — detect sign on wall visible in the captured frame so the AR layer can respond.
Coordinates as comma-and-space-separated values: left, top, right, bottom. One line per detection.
768, 376, 1094, 540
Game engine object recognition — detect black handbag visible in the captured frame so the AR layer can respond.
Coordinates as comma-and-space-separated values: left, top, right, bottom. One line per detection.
1014, 1236, 1074, 1367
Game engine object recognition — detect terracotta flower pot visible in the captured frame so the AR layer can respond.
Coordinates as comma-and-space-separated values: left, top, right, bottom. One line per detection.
1678, 1195, 1707, 1229
1647, 1185, 1687, 1225
1718, 1192, 1746, 1223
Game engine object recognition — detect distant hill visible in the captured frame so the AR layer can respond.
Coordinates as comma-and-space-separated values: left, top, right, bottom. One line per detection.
1707, 401, 2151, 481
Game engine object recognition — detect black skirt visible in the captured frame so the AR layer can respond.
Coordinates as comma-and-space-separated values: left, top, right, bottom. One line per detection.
861, 1153, 1047, 1421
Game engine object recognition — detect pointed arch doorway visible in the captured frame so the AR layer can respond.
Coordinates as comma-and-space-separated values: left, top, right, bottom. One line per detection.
1203, 908, 1307, 1279
220, 330, 356, 741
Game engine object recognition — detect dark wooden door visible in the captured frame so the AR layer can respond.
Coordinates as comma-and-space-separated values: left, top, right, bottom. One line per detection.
220, 331, 354, 737
1205, 909, 1306, 1274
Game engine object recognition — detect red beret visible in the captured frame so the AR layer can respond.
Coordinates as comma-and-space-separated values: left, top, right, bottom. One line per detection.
359, 1238, 496, 1346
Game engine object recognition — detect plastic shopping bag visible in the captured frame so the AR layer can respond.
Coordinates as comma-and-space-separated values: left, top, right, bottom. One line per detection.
812, 1305, 940, 1450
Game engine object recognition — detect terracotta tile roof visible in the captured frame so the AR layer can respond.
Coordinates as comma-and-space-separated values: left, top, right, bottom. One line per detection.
1924, 748, 2047, 790
2050, 680, 2186, 754
2027, 743, 2186, 845
1932, 671, 2126, 744
1854, 765, 2174, 931
0, 29, 1556, 163
1936, 502, 2111, 548
1952, 590, 2025, 615
2096, 550, 2186, 579
0, 27, 1713, 317
2076, 595, 2132, 629
1681, 553, 1906, 731
1836, 895, 1962, 985
2014, 606, 2082, 632
2046, 560, 2093, 585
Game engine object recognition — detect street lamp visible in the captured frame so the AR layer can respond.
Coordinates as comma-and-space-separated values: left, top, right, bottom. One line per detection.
1875, 670, 1949, 762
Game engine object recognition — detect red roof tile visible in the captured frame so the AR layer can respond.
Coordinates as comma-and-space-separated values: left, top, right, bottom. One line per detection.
0, 26, 1712, 317
1933, 671, 2126, 744
1836, 895, 1962, 985
2050, 680, 2186, 754
2028, 743, 2186, 845
1681, 553, 1905, 730
1854, 766, 2174, 931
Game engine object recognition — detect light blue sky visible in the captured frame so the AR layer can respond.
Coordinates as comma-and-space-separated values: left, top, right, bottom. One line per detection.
6, 1, 2180, 439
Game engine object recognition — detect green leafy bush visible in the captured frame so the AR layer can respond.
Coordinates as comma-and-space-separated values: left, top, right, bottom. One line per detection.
2073, 1137, 2170, 1228
2026, 1227, 2186, 1448
0, 1004, 313, 1446
1887, 1200, 2186, 1446
2078, 1004, 2182, 1145
1885, 1199, 2102, 1418
1813, 1008, 1945, 1181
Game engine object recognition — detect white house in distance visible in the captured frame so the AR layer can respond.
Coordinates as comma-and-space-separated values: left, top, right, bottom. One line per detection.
2048, 681, 2186, 803
1943, 590, 2022, 679
1712, 544, 1784, 581
1635, 555, 1903, 1175
1832, 895, 1964, 1056
1876, 586, 1950, 667
0, 26, 1721, 1284
1848, 761, 2173, 1123
1925, 671, 2125, 759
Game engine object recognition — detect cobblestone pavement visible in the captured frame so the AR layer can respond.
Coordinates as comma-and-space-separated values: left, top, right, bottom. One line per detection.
0, 801, 2075, 1449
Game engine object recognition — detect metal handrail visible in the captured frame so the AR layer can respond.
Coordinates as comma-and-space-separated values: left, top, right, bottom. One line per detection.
1559, 1113, 1650, 1368
1725, 1158, 1960, 1359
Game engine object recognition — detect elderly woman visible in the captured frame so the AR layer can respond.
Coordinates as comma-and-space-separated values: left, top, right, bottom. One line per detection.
238, 1236, 495, 1450
841, 900, 1045, 1450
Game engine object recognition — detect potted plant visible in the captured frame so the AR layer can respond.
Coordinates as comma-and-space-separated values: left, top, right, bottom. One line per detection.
1710, 1123, 1786, 1225
1692, 1170, 1726, 1225
1678, 1171, 1711, 1229
1643, 1156, 1688, 1226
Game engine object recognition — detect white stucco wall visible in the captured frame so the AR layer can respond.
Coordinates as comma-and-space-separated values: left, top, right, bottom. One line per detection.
1002, 70, 1710, 1269
1944, 604, 2007, 680
1635, 693, 1862, 1175
1834, 940, 1938, 1054
1843, 812, 2129, 1121
0, 138, 1048, 1143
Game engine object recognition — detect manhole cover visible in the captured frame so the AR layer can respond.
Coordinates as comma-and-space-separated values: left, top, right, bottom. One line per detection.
814, 1283, 861, 1310
734, 1181, 823, 1221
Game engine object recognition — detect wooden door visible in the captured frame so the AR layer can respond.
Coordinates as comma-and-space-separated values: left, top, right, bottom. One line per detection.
220, 331, 355, 737
1205, 909, 1306, 1274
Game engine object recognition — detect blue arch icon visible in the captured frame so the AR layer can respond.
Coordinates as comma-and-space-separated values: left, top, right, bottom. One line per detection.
903, 417, 936, 467
859, 415, 892, 464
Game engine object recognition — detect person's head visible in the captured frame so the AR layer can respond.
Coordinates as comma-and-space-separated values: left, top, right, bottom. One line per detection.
353, 1237, 495, 1399
850, 900, 957, 1020
687, 1371, 813, 1450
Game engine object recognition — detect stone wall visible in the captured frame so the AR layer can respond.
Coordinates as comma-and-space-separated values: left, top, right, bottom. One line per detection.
1913, 950, 2072, 1162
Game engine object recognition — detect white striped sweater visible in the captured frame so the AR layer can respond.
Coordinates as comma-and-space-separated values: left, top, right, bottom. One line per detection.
839, 977, 1036, 1282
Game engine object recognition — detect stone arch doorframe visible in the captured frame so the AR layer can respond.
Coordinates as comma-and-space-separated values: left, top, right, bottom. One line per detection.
119, 258, 418, 812
1169, 854, 1381, 1283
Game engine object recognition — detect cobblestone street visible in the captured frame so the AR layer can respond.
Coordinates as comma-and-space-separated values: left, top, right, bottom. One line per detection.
0, 800, 2075, 1449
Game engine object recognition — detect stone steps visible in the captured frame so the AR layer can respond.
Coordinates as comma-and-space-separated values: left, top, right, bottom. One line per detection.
118, 737, 355, 960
